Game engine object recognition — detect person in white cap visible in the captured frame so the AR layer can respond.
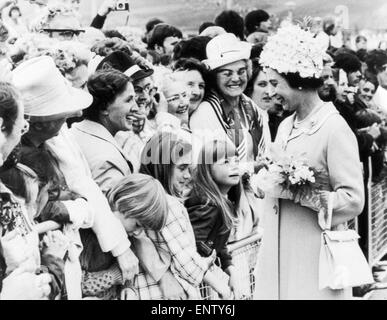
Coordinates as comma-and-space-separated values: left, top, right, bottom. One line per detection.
12, 56, 139, 299
190, 33, 269, 169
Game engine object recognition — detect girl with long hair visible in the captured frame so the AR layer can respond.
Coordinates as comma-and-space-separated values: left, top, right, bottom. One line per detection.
185, 139, 247, 299
139, 131, 232, 299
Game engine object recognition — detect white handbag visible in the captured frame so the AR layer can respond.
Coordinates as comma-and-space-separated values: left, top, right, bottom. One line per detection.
318, 193, 374, 290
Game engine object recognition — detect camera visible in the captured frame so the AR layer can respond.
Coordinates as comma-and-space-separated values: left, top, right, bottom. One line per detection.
115, 0, 130, 11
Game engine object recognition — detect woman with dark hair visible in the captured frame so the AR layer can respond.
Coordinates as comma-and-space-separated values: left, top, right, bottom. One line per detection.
256, 24, 365, 299
139, 131, 233, 299
172, 36, 211, 62
4, 5, 28, 37
71, 70, 191, 300
173, 58, 208, 117
70, 69, 138, 195
245, 64, 291, 141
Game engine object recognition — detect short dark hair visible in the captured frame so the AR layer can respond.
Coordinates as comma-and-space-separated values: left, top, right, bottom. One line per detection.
85, 70, 130, 122
198, 22, 215, 34
281, 73, 323, 90
215, 10, 244, 40
245, 9, 270, 35
145, 18, 164, 34
8, 6, 21, 18
0, 82, 20, 135
355, 35, 367, 43
172, 36, 211, 62
356, 48, 368, 63
20, 148, 61, 190
91, 37, 132, 57
173, 58, 208, 78
103, 29, 126, 41
365, 49, 387, 75
147, 23, 182, 50
250, 43, 264, 61
333, 53, 362, 74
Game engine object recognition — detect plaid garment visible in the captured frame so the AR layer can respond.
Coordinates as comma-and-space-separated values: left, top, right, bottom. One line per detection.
134, 195, 208, 300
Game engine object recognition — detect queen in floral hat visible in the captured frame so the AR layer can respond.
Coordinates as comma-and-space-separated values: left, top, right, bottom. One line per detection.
254, 22, 365, 300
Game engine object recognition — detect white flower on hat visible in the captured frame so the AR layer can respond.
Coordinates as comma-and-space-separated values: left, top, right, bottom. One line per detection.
260, 23, 324, 78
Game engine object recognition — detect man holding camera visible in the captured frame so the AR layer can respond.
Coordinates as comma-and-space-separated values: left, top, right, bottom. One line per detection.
91, 0, 130, 30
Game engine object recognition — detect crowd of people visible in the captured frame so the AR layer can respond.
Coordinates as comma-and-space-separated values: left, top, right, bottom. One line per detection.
0, 0, 385, 300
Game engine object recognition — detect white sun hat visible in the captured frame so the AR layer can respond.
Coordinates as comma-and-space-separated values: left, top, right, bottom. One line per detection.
12, 56, 93, 122
203, 33, 252, 71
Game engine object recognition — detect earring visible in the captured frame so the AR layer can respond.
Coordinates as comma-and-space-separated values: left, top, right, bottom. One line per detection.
298, 87, 303, 90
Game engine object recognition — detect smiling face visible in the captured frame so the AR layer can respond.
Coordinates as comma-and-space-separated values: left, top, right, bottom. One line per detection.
358, 80, 376, 105
210, 154, 240, 190
103, 82, 138, 134
164, 80, 190, 123
265, 68, 298, 111
133, 76, 154, 117
174, 70, 205, 115
250, 70, 275, 111
171, 151, 192, 195
216, 60, 248, 99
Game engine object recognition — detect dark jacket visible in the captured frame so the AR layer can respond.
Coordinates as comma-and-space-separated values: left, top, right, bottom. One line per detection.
184, 192, 232, 270
334, 99, 374, 161
90, 14, 106, 29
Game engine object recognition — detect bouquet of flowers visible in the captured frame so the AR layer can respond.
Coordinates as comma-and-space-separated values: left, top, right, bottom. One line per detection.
255, 145, 329, 212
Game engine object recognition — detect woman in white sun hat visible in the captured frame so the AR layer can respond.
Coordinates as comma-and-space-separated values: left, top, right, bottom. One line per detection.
190, 33, 270, 167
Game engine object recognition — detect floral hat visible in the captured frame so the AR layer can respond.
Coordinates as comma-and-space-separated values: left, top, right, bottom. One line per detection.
259, 23, 324, 78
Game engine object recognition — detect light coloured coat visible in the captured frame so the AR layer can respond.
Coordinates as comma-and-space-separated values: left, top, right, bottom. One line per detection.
254, 102, 364, 300
70, 120, 132, 198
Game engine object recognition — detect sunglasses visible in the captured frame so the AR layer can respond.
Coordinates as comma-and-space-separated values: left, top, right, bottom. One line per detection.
42, 29, 85, 37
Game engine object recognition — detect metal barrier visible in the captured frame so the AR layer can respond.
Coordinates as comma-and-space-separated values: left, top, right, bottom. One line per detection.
198, 232, 262, 300
368, 166, 387, 267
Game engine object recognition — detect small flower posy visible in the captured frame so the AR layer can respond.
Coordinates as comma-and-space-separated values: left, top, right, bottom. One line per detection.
258, 150, 321, 201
